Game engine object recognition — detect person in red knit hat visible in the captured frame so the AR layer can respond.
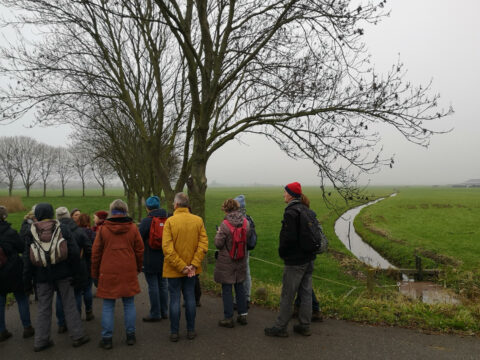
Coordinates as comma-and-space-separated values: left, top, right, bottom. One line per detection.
265, 181, 316, 338
92, 211, 108, 234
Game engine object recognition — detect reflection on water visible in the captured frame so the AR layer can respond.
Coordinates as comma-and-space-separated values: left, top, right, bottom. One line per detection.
398, 282, 461, 305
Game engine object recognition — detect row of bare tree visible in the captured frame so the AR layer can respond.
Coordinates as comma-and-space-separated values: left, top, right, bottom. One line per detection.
0, 136, 115, 198
0, 1, 451, 218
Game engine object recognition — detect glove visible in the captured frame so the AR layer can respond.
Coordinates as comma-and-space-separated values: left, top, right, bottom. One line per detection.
92, 278, 98, 288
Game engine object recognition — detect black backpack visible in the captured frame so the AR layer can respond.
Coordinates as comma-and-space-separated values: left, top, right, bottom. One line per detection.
245, 214, 257, 251
296, 206, 328, 254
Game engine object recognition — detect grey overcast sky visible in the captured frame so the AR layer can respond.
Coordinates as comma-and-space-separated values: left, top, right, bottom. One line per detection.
1, 0, 478, 186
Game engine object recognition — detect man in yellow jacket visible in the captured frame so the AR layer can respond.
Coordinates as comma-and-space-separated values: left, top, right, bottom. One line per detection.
162, 192, 208, 342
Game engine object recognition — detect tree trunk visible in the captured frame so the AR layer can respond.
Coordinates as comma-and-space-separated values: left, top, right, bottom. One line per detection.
82, 180, 85, 197
102, 183, 105, 197
137, 195, 143, 223
62, 182, 66, 197
8, 181, 13, 196
26, 184, 30, 198
43, 181, 47, 197
126, 188, 135, 220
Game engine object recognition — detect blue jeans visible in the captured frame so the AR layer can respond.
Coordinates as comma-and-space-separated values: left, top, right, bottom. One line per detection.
168, 277, 195, 334
145, 272, 168, 319
0, 292, 32, 332
56, 280, 93, 326
101, 297, 136, 339
222, 283, 247, 319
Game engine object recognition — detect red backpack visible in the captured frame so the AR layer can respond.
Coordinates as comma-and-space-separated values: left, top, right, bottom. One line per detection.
148, 216, 167, 250
223, 218, 247, 260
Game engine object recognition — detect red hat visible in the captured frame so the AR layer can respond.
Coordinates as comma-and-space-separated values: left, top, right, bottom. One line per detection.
285, 182, 302, 198
95, 210, 108, 220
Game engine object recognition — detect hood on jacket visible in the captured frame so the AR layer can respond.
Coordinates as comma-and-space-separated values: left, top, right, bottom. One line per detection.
224, 210, 245, 227
149, 208, 167, 218
103, 216, 134, 235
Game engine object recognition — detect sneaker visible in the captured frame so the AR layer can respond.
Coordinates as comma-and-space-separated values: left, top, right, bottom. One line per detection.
99, 337, 113, 350
0, 330, 12, 342
126, 333, 136, 346
85, 310, 95, 321
293, 324, 312, 336
58, 325, 68, 334
170, 333, 179, 342
34, 339, 54, 352
72, 335, 90, 347
187, 331, 196, 340
312, 310, 324, 322
237, 315, 248, 325
142, 316, 161, 322
23, 326, 35, 339
264, 326, 288, 337
218, 318, 235, 328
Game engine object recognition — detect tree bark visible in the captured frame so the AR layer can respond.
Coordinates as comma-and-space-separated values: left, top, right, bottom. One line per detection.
102, 183, 105, 197
26, 184, 30, 198
43, 181, 47, 197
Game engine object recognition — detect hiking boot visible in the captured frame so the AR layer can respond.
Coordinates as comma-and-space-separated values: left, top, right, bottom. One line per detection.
23, 326, 35, 339
72, 335, 90, 347
170, 333, 179, 342
264, 326, 288, 337
142, 316, 161, 322
218, 318, 235, 328
34, 339, 54, 352
293, 324, 312, 336
58, 325, 68, 334
312, 310, 323, 322
0, 330, 12, 342
99, 337, 113, 350
85, 310, 95, 321
126, 333, 136, 346
237, 315, 248, 325
187, 331, 196, 340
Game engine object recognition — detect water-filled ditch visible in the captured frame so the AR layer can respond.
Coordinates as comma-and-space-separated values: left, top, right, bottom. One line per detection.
334, 194, 460, 305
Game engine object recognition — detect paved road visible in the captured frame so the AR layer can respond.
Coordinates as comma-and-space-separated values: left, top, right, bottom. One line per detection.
1, 276, 480, 360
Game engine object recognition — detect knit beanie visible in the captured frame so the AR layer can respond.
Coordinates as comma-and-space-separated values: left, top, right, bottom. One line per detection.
285, 182, 302, 198
0, 206, 7, 221
234, 195, 246, 209
56, 206, 70, 220
95, 211, 108, 221
146, 196, 160, 210
35, 203, 54, 221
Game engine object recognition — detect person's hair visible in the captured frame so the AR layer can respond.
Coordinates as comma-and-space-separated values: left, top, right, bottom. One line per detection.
301, 194, 310, 208
70, 208, 80, 217
77, 213, 91, 228
221, 199, 239, 213
174, 192, 189, 208
109, 199, 128, 214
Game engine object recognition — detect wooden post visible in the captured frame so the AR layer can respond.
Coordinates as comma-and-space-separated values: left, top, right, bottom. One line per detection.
415, 255, 423, 281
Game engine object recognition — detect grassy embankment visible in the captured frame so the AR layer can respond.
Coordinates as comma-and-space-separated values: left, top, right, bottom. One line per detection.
3, 186, 480, 334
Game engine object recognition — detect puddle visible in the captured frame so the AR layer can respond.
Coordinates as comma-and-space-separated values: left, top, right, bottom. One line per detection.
334, 194, 462, 305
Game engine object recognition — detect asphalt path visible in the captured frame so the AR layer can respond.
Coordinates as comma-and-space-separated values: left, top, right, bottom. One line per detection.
1, 275, 480, 360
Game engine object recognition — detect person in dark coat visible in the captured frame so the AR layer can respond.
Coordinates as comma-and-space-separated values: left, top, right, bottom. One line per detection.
0, 206, 34, 342
138, 196, 169, 322
23, 203, 89, 352
55, 207, 93, 332
214, 199, 250, 328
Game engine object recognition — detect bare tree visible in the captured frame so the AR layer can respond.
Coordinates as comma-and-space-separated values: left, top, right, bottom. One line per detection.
70, 146, 90, 197
11, 136, 41, 197
0, 136, 18, 196
37, 143, 57, 197
55, 147, 73, 197
90, 157, 114, 197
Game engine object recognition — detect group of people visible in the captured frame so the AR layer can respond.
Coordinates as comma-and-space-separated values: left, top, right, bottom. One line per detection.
0, 181, 322, 352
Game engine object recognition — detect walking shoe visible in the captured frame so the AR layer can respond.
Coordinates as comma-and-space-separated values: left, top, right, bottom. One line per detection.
34, 339, 54, 352
126, 333, 136, 346
142, 316, 161, 322
187, 331, 196, 340
72, 335, 90, 347
23, 326, 35, 339
170, 333, 179, 342
312, 310, 324, 322
218, 318, 235, 328
237, 315, 248, 325
0, 330, 12, 342
264, 326, 288, 337
57, 325, 68, 334
99, 337, 113, 350
85, 310, 95, 321
293, 324, 312, 336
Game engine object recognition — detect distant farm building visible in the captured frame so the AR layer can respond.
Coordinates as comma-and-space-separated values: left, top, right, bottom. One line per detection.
452, 179, 480, 188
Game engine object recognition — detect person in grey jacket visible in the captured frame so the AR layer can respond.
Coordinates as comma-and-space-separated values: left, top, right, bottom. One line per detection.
214, 199, 250, 328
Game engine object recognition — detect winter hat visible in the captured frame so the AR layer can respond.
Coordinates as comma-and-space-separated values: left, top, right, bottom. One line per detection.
146, 196, 160, 210
285, 182, 302, 198
35, 203, 54, 221
95, 211, 108, 221
234, 195, 246, 209
0, 206, 8, 221
56, 206, 70, 220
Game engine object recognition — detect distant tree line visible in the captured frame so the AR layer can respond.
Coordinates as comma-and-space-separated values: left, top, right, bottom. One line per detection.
0, 135, 116, 198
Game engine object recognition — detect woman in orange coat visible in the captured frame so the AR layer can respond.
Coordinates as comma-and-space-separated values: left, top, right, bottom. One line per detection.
91, 199, 144, 349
